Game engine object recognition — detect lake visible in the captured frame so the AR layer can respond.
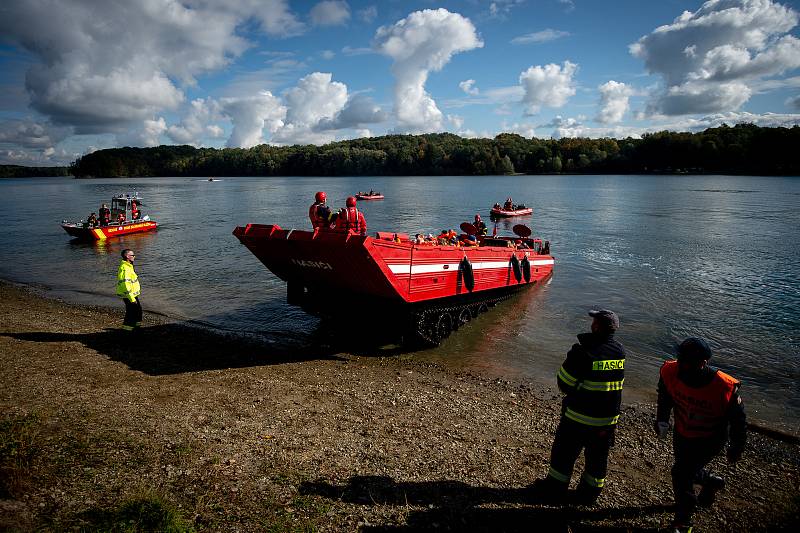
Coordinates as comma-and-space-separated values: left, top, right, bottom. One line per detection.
0, 174, 798, 431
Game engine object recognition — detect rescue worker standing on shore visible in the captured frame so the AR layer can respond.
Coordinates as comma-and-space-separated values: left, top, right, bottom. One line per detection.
335, 196, 367, 236
532, 309, 625, 505
657, 337, 746, 532
309, 191, 334, 229
116, 249, 141, 331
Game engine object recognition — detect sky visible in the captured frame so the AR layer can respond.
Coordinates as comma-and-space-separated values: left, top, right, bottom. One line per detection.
1, 0, 799, 166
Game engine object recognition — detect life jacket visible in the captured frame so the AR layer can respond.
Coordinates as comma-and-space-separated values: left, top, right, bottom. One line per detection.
337, 206, 365, 235
660, 360, 739, 439
309, 202, 332, 228
559, 334, 625, 428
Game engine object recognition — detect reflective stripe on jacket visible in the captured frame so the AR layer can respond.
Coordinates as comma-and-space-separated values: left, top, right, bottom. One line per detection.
116, 260, 140, 302
557, 332, 625, 428
660, 359, 739, 438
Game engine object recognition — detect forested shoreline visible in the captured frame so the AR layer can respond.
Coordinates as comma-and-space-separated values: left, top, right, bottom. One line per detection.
0, 165, 70, 178
10, 124, 800, 178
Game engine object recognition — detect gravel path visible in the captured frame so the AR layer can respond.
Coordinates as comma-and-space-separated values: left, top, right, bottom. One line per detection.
1, 281, 798, 532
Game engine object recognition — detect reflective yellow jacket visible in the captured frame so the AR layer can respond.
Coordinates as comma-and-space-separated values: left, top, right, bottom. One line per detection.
116, 260, 140, 302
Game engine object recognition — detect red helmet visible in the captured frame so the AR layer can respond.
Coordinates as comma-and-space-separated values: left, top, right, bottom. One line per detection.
315, 191, 326, 203
474, 214, 481, 221
346, 196, 357, 207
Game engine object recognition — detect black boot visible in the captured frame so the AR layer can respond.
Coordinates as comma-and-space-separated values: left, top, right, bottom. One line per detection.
697, 474, 725, 507
529, 477, 568, 504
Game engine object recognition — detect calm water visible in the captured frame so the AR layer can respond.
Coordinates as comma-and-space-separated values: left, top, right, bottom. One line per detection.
1, 175, 798, 429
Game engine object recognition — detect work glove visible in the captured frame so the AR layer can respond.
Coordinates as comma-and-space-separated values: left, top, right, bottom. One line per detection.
654, 420, 669, 439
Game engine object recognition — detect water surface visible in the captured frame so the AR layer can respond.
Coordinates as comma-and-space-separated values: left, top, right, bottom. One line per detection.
0, 175, 797, 430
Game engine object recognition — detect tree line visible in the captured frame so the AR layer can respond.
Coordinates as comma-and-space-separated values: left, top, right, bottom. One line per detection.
58, 123, 800, 178
0, 165, 70, 178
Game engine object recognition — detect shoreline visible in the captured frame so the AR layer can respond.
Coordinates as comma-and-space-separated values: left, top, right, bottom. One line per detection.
1, 280, 798, 531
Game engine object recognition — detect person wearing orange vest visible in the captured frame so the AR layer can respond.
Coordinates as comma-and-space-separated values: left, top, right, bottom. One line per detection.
531, 309, 625, 505
657, 337, 747, 532
131, 200, 140, 220
309, 191, 334, 229
335, 196, 366, 236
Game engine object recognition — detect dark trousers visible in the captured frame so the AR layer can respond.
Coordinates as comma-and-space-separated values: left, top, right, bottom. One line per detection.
122, 298, 142, 330
547, 417, 615, 497
672, 433, 724, 522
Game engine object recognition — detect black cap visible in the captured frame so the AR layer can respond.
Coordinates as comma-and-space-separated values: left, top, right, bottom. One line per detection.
589, 309, 619, 331
677, 337, 712, 363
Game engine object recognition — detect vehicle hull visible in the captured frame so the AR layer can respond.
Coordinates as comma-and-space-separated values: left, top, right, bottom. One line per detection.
61, 220, 158, 240
490, 207, 533, 217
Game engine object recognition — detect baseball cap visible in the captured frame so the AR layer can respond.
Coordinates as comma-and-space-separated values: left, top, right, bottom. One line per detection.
588, 309, 619, 331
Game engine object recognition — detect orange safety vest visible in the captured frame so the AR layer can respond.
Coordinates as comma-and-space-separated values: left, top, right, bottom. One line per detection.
660, 360, 739, 438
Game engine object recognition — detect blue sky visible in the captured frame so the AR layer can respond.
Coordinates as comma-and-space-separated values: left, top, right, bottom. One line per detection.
1, 0, 799, 165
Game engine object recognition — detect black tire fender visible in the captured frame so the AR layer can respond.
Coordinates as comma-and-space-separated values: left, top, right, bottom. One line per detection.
521, 255, 531, 283
510, 253, 522, 282
460, 256, 475, 292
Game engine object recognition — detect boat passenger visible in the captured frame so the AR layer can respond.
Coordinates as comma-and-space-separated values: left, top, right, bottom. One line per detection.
493, 202, 501, 210
415, 233, 425, 244
448, 230, 458, 245
86, 213, 98, 228
309, 191, 334, 229
437, 230, 450, 245
516, 239, 529, 249
460, 234, 479, 247
99, 204, 110, 226
474, 214, 487, 236
334, 196, 367, 236
504, 197, 514, 210
117, 212, 126, 224
131, 201, 140, 220
394, 233, 402, 243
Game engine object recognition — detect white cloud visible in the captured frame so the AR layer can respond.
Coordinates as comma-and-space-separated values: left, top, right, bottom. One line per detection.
559, 0, 575, 13
117, 117, 168, 147
511, 29, 570, 45
315, 95, 388, 131
0, 119, 71, 150
488, 0, 526, 18
220, 91, 286, 148
310, 1, 351, 27
0, 0, 309, 153
519, 61, 578, 114
630, 0, 800, 115
374, 8, 483, 133
321, 50, 336, 60
284, 72, 348, 126
447, 115, 465, 130
358, 6, 378, 23
167, 98, 225, 145
342, 46, 373, 56
499, 121, 536, 138
596, 81, 633, 124
459, 79, 480, 96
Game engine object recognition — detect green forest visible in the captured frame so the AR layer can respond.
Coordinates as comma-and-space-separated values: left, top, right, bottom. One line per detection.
41, 124, 800, 177
0, 165, 70, 178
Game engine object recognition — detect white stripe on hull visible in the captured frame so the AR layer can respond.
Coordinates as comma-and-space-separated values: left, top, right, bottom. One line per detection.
387, 258, 554, 275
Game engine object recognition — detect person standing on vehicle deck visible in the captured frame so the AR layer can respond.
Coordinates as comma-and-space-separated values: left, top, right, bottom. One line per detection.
532, 309, 626, 505
309, 191, 334, 229
99, 204, 110, 226
116, 249, 142, 331
335, 196, 366, 236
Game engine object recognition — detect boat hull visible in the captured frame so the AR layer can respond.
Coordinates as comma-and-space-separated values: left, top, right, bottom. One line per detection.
62, 220, 158, 240
490, 207, 533, 217
355, 194, 384, 200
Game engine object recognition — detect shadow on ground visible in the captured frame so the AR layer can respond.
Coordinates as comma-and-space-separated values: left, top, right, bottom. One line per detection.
299, 476, 669, 532
2, 323, 346, 375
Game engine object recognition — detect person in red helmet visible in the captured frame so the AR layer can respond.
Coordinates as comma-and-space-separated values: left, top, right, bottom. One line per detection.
309, 191, 334, 229
473, 214, 487, 236
335, 196, 367, 236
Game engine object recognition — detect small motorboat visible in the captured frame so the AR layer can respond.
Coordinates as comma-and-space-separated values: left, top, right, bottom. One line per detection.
355, 191, 384, 200
490, 205, 533, 217
233, 220, 553, 345
61, 193, 157, 241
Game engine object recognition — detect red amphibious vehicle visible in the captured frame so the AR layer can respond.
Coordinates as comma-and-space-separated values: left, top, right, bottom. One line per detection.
233, 221, 553, 345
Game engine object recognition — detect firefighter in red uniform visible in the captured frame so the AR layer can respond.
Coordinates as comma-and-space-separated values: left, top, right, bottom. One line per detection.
532, 309, 626, 505
131, 200, 140, 220
309, 191, 334, 229
335, 196, 367, 236
99, 204, 111, 226
657, 337, 746, 532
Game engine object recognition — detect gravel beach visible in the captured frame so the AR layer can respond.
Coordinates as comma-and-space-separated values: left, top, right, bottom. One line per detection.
1, 280, 798, 532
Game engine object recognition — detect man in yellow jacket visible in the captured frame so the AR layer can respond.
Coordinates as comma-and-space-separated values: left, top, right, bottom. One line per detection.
116, 248, 141, 331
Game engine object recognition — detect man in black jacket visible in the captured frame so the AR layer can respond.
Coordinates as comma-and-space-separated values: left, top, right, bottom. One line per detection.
532, 309, 626, 505
657, 337, 747, 532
